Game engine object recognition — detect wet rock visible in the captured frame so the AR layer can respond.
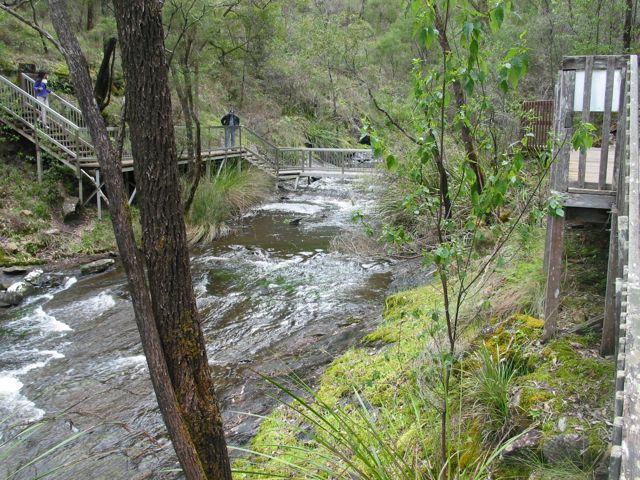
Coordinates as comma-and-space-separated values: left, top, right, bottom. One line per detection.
0, 291, 24, 307
3, 265, 29, 275
289, 217, 302, 226
23, 269, 43, 285
542, 433, 591, 466
81, 258, 115, 275
503, 429, 543, 457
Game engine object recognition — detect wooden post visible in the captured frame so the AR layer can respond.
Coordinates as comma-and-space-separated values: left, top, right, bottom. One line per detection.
35, 141, 42, 183
603, 62, 629, 356
621, 54, 640, 480
543, 68, 576, 341
577, 56, 593, 188
599, 57, 616, 189
96, 170, 102, 219
603, 206, 620, 355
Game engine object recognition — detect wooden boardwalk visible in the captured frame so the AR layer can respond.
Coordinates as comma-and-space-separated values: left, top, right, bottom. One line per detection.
0, 72, 377, 218
543, 54, 640, 479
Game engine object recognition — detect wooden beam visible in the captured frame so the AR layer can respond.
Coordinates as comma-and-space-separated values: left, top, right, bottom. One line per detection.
562, 55, 628, 70
560, 191, 616, 209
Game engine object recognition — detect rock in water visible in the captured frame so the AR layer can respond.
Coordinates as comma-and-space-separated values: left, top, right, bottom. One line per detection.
0, 291, 24, 307
81, 258, 115, 275
3, 266, 29, 275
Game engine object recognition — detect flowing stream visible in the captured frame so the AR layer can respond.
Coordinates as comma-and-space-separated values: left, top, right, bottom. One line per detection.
0, 178, 402, 479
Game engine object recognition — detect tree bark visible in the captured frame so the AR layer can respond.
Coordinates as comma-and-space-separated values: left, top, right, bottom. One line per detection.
94, 36, 116, 112
624, 0, 634, 51
111, 1, 232, 479
49, 1, 231, 478
86, 0, 95, 31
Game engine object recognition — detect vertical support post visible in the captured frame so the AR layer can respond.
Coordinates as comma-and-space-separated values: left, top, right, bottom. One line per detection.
205, 159, 211, 179
96, 170, 102, 220
599, 56, 617, 189
577, 56, 593, 188
602, 207, 620, 355
35, 143, 42, 184
543, 68, 576, 341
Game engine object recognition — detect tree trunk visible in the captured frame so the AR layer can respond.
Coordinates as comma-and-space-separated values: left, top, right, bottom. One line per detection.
94, 36, 116, 112
49, 1, 231, 478
433, 5, 485, 193
624, 0, 633, 51
86, 0, 95, 31
111, 1, 232, 479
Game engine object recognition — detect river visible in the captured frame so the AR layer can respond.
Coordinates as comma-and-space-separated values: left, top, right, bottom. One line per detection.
0, 178, 399, 479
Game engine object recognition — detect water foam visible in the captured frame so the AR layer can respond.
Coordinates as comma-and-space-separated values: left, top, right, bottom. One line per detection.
0, 375, 45, 422
257, 202, 324, 215
34, 307, 73, 333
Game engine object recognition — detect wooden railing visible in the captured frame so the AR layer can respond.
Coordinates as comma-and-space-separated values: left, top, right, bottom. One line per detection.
610, 53, 640, 480
0, 72, 375, 179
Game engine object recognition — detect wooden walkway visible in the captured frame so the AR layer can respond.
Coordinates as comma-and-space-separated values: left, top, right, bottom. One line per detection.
543, 54, 640, 479
0, 72, 377, 218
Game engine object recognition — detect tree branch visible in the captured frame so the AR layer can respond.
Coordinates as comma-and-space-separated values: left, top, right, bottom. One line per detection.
0, 3, 62, 52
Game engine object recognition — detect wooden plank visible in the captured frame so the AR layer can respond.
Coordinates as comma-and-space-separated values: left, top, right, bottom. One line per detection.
599, 57, 616, 189
560, 191, 615, 209
622, 54, 640, 480
578, 56, 593, 187
562, 55, 628, 70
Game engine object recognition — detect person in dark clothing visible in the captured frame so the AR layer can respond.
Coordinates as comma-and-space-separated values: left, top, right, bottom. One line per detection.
221, 108, 240, 148
33, 71, 51, 128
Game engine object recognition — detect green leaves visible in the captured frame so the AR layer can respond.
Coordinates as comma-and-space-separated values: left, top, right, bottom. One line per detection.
499, 47, 529, 93
571, 121, 597, 154
547, 194, 565, 218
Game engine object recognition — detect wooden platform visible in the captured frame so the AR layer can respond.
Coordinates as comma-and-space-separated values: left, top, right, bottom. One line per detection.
568, 146, 615, 187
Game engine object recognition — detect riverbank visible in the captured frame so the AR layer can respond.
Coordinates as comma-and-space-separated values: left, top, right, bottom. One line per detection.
0, 155, 274, 268
235, 224, 614, 479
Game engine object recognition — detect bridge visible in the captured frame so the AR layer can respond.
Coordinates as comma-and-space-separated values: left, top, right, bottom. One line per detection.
542, 55, 640, 479
0, 72, 376, 217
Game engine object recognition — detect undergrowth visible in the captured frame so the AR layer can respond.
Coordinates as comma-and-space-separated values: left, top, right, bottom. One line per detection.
232, 225, 614, 479
185, 165, 274, 244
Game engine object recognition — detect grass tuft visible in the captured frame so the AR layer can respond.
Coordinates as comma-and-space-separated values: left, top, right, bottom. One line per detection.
185, 166, 274, 244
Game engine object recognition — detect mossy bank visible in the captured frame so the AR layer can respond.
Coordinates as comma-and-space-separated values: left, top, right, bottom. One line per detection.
234, 225, 614, 479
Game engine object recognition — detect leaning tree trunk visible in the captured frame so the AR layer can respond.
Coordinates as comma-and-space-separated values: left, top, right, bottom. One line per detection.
111, 1, 232, 479
49, 1, 231, 479
94, 36, 116, 112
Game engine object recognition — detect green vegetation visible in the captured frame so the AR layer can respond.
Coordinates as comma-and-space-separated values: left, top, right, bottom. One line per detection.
234, 226, 613, 479
185, 165, 274, 244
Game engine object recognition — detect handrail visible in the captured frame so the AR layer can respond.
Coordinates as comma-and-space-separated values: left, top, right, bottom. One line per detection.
279, 147, 373, 153
241, 125, 279, 150
20, 73, 84, 121
0, 74, 83, 132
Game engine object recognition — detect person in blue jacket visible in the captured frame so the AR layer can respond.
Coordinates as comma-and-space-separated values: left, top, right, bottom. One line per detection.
33, 71, 51, 128
221, 108, 240, 148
